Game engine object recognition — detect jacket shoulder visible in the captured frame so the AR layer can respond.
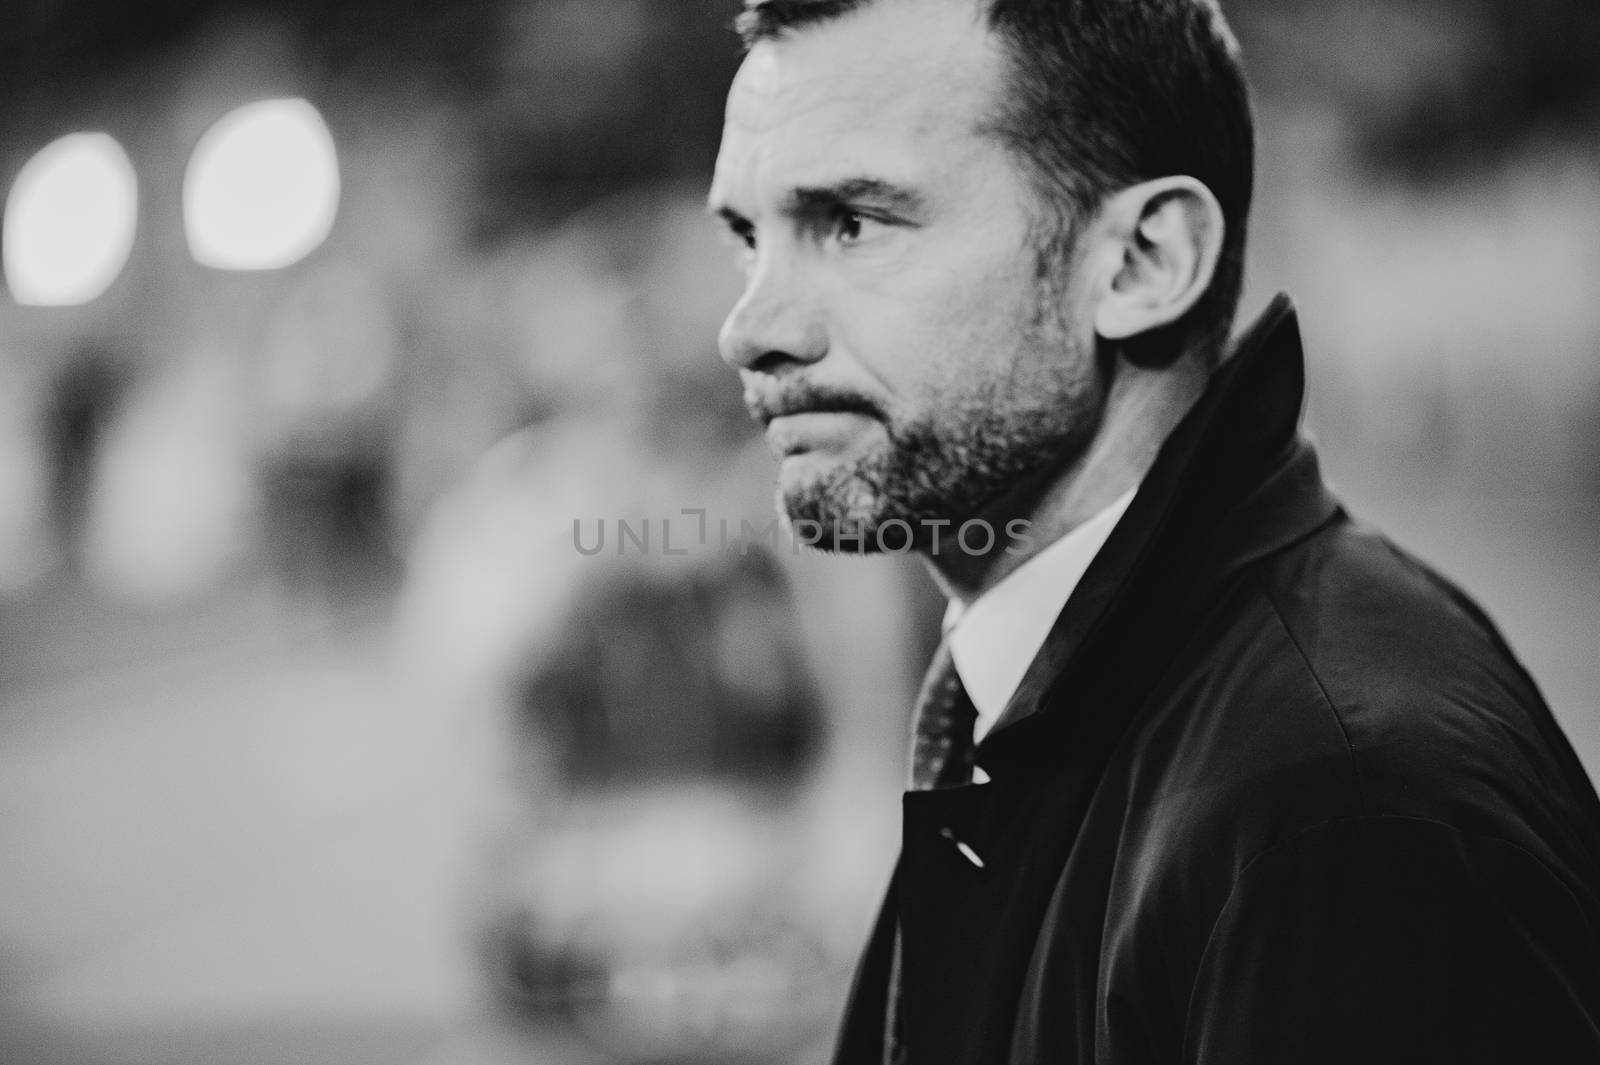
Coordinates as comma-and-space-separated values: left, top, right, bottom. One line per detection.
1092, 520, 1600, 1053
1110, 516, 1600, 930
1241, 517, 1600, 869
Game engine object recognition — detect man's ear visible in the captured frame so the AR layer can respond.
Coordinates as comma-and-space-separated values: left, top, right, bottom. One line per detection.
1093, 176, 1225, 342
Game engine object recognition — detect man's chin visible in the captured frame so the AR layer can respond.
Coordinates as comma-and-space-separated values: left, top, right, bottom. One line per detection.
775, 459, 889, 544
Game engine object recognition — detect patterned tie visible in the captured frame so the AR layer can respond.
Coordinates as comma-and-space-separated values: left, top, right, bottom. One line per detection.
909, 639, 979, 790
886, 640, 979, 1063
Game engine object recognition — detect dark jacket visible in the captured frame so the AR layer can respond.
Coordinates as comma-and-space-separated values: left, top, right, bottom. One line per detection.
833, 296, 1600, 1064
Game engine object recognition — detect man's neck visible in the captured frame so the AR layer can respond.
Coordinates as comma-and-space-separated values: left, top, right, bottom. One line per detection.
928, 355, 1211, 607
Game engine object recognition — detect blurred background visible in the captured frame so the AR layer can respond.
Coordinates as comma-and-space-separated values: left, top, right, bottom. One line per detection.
0, 0, 1596, 1061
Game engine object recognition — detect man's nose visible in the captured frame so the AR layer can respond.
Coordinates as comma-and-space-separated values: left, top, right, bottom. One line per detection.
717, 254, 826, 372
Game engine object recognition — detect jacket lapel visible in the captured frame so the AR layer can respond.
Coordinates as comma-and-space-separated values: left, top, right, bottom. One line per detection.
896, 769, 1105, 1062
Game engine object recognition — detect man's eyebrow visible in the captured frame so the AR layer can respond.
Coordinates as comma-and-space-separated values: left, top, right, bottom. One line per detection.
789, 178, 926, 215
704, 177, 925, 231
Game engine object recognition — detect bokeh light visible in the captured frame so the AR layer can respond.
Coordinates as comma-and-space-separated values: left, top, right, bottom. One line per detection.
183, 98, 341, 271
3, 132, 139, 306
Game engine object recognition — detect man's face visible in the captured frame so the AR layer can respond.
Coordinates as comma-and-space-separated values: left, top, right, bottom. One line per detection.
708, 0, 1108, 549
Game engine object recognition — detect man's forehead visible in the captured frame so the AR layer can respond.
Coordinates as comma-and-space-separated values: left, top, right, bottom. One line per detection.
723, 0, 1003, 139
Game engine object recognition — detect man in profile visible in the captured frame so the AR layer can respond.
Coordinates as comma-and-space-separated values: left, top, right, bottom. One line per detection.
706, 0, 1600, 1061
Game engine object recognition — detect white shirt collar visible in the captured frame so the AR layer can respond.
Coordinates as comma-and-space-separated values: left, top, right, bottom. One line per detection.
943, 487, 1137, 744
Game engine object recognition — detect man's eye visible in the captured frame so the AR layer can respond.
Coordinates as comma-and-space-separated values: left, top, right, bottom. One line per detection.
832, 210, 872, 245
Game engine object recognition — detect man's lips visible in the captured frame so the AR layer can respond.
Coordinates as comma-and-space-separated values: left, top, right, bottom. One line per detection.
743, 389, 884, 426
758, 404, 875, 425
763, 409, 876, 455
742, 381, 886, 455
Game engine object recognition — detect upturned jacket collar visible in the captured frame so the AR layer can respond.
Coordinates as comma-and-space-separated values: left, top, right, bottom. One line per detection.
976, 293, 1341, 777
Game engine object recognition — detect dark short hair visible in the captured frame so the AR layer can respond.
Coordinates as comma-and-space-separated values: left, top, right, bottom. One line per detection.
735, 0, 1255, 367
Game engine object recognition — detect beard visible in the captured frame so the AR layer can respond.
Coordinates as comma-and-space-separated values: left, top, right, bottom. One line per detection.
777, 337, 1108, 554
